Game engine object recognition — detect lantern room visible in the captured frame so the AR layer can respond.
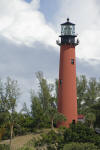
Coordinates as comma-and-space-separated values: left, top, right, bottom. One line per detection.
56, 18, 79, 46
61, 18, 75, 36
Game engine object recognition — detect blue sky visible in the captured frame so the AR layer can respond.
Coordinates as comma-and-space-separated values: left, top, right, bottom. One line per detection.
39, 0, 60, 22
0, 0, 100, 110
25, 0, 32, 2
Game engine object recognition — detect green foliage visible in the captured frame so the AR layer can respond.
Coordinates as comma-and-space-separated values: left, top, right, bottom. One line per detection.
64, 123, 100, 148
34, 129, 64, 149
31, 95, 50, 128
31, 71, 66, 129
34, 123, 100, 149
0, 73, 100, 146
0, 144, 10, 150
36, 71, 52, 111
55, 79, 58, 99
65, 123, 96, 143
0, 77, 20, 142
0, 112, 9, 127
91, 101, 100, 127
1, 127, 10, 140
86, 78, 99, 106
77, 76, 100, 115
14, 113, 34, 135
0, 128, 6, 140
0, 112, 35, 140
46, 97, 66, 129
77, 75, 100, 128
85, 112, 96, 128
63, 143, 99, 150
77, 75, 87, 114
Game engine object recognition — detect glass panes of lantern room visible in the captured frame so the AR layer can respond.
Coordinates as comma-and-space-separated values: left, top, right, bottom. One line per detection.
61, 25, 75, 36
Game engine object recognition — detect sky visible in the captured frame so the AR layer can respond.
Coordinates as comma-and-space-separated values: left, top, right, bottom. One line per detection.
0, 0, 100, 110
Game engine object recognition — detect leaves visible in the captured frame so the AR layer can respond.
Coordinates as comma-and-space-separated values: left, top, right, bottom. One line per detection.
31, 71, 66, 129
77, 75, 100, 114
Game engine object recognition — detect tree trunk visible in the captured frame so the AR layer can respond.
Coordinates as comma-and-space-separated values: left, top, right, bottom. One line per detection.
51, 119, 54, 129
10, 123, 13, 150
90, 121, 93, 128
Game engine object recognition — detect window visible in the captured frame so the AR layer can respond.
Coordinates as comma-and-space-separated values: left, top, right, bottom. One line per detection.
61, 24, 75, 36
71, 59, 74, 64
72, 120, 75, 125
60, 80, 62, 85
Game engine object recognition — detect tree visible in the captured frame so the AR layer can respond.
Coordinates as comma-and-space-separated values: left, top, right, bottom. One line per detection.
85, 112, 96, 128
46, 97, 66, 129
14, 112, 34, 135
55, 79, 58, 99
76, 75, 87, 114
5, 77, 20, 148
85, 78, 99, 106
36, 71, 52, 111
76, 76, 100, 115
34, 123, 100, 149
21, 102, 30, 116
0, 79, 9, 140
31, 71, 66, 129
0, 77, 20, 148
90, 101, 100, 127
31, 95, 46, 128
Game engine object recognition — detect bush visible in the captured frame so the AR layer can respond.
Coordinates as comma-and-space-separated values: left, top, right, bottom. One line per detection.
34, 129, 64, 149
63, 122, 100, 147
63, 143, 99, 150
34, 123, 100, 149
0, 144, 10, 150
1, 128, 10, 140
35, 130, 58, 146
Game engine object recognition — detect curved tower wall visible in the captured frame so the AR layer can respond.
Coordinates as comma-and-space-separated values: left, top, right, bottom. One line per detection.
58, 44, 77, 127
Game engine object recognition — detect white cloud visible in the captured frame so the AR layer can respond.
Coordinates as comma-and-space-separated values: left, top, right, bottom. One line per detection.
30, 0, 40, 10
0, 0, 57, 48
56, 0, 100, 59
77, 30, 100, 59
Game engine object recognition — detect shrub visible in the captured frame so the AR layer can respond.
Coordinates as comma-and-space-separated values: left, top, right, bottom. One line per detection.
0, 144, 10, 150
34, 123, 100, 149
63, 143, 99, 150
34, 129, 64, 149
63, 122, 100, 146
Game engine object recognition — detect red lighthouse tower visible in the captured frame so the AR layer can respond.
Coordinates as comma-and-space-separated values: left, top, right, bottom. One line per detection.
57, 18, 79, 127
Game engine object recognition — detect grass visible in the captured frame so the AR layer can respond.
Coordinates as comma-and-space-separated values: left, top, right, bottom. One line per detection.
0, 129, 51, 150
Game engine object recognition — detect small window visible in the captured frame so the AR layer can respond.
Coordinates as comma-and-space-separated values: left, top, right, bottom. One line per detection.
60, 80, 62, 85
72, 120, 75, 125
71, 59, 74, 64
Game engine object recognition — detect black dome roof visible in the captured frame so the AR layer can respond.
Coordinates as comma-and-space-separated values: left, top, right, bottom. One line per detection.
61, 18, 75, 25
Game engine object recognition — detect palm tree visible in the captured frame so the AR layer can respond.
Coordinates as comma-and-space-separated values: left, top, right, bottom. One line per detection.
85, 112, 96, 128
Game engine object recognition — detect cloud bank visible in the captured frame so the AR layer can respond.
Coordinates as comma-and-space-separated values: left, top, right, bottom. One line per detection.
0, 0, 57, 48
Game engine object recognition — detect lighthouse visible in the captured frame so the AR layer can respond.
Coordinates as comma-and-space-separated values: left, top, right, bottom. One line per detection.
57, 18, 79, 127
